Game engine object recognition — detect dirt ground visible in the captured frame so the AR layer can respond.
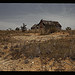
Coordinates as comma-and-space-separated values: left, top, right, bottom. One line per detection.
0, 57, 75, 71
0, 31, 75, 71
12, 32, 69, 43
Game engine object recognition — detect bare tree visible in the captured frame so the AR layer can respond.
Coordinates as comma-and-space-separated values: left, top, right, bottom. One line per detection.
21, 23, 27, 32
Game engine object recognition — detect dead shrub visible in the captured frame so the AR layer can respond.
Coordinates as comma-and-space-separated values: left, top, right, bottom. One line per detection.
4, 36, 75, 63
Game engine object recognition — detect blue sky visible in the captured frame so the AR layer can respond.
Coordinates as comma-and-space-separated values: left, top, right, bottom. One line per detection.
0, 3, 75, 30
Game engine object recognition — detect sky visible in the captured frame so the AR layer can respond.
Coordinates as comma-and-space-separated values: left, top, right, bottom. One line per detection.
0, 3, 75, 30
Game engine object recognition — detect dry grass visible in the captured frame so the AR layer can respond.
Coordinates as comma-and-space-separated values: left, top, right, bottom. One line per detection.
0, 30, 75, 60
0, 30, 75, 71
4, 35, 75, 61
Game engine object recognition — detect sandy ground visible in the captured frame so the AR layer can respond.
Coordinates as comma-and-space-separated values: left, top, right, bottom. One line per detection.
0, 32, 75, 71
12, 32, 69, 43
0, 57, 75, 71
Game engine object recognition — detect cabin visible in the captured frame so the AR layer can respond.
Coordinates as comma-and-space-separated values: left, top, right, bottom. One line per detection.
31, 19, 62, 34
31, 19, 62, 29
39, 19, 61, 29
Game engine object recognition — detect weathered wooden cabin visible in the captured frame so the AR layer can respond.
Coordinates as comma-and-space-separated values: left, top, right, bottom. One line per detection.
31, 19, 62, 29
31, 19, 62, 34
39, 19, 61, 29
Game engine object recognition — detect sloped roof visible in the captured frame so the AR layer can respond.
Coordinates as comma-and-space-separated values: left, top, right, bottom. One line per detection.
39, 19, 62, 27
31, 19, 62, 29
31, 24, 39, 29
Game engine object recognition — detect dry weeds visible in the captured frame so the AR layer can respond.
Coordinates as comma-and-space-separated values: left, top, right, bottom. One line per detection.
0, 30, 75, 71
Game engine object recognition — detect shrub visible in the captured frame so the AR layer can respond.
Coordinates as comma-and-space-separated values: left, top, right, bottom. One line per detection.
66, 27, 71, 31
15, 27, 20, 31
6, 36, 75, 62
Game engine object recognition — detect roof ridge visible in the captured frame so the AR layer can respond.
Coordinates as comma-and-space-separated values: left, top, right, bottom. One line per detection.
41, 19, 58, 22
